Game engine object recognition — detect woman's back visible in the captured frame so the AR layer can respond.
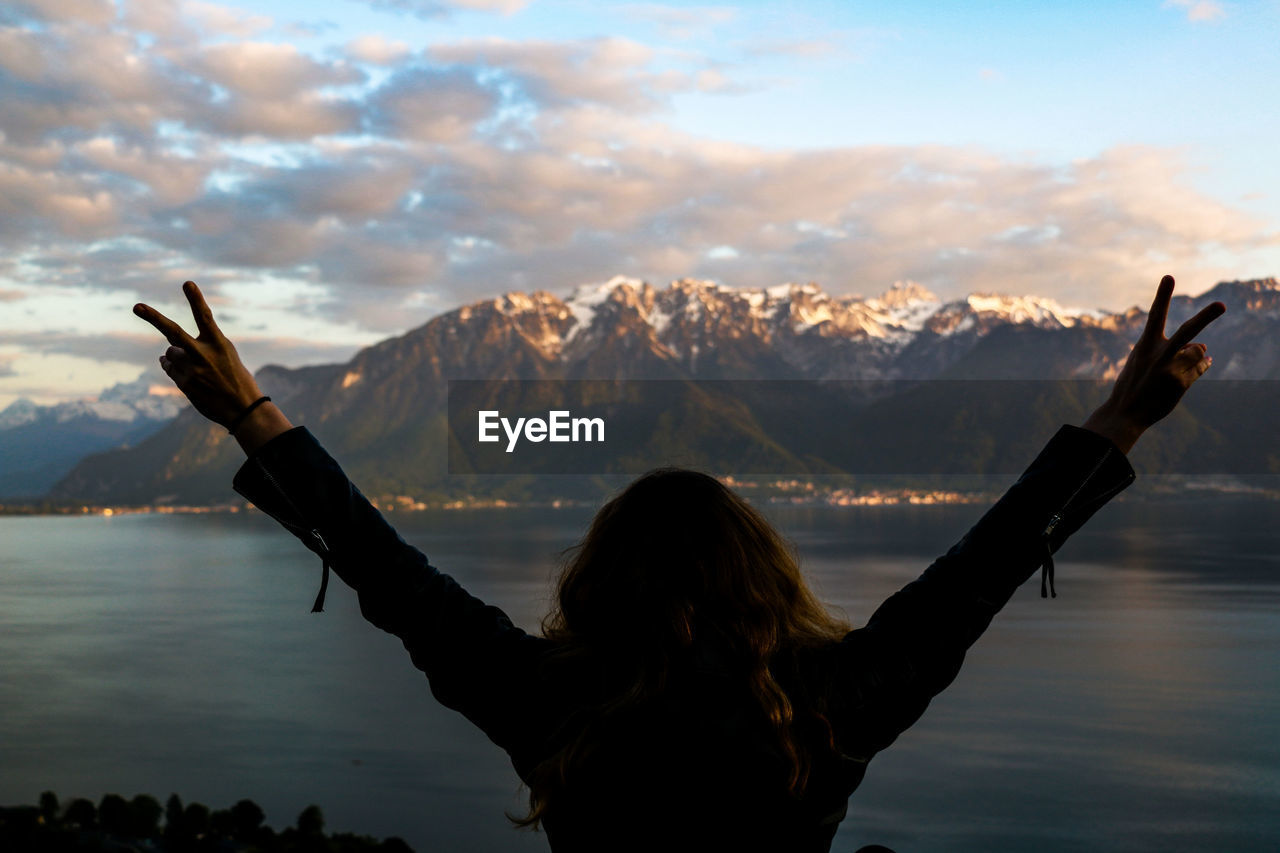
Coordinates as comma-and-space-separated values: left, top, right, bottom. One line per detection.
525, 639, 860, 852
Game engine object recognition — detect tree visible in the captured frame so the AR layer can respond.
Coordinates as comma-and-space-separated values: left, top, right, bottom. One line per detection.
64, 798, 96, 830
182, 802, 210, 839
129, 794, 163, 838
209, 808, 234, 840
37, 791, 59, 826
98, 794, 130, 836
297, 804, 325, 836
164, 794, 184, 837
230, 798, 265, 842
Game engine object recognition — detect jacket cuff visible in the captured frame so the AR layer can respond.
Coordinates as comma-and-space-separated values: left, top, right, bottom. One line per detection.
1029, 424, 1137, 551
1002, 422, 1135, 597
1047, 423, 1135, 471
231, 425, 317, 530
935, 422, 1136, 606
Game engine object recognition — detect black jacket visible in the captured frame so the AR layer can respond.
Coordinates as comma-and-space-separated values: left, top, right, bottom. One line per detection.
231, 423, 1136, 852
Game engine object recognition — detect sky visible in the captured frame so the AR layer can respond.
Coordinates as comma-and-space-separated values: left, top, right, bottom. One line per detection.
1, 0, 1278, 407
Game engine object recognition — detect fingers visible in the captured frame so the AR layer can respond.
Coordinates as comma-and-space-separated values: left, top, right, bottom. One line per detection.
1180, 350, 1213, 381
159, 345, 188, 369
1171, 342, 1206, 368
1170, 343, 1213, 384
133, 303, 195, 348
158, 351, 190, 385
1142, 274, 1175, 343
1166, 300, 1227, 354
182, 280, 222, 338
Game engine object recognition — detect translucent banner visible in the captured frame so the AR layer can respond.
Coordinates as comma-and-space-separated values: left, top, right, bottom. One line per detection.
445, 379, 1277, 476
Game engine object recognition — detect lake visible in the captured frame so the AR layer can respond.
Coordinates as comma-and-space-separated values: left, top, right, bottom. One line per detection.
2, 498, 1278, 852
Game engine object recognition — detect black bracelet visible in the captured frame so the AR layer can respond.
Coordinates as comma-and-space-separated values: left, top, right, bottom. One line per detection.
227, 396, 272, 436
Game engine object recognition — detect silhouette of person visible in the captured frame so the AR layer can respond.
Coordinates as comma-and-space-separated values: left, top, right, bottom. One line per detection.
135, 276, 1223, 852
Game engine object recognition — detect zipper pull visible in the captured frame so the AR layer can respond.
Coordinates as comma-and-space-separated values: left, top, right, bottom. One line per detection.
1043, 513, 1062, 538
310, 530, 331, 613
1040, 513, 1062, 599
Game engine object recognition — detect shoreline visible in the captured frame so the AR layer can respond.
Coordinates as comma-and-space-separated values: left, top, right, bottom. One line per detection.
3, 477, 1277, 518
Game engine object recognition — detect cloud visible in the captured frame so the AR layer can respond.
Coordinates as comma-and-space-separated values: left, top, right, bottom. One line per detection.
183, 1, 274, 38
449, 0, 530, 11
427, 37, 676, 113
1162, 0, 1227, 23
72, 136, 212, 206
692, 68, 754, 94
345, 35, 413, 65
2, 327, 371, 384
188, 41, 364, 99
6, 0, 115, 26
0, 21, 364, 145
2, 330, 180, 366
0, 161, 121, 240
366, 66, 502, 141
741, 39, 840, 59
619, 4, 738, 39
0, 25, 208, 144
739, 27, 898, 64
371, 125, 1275, 313
356, 0, 531, 19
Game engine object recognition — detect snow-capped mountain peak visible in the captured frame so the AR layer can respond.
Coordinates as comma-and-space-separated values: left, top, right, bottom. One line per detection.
564, 275, 652, 343
1, 371, 186, 433
0, 398, 41, 429
867, 280, 940, 310
546, 274, 1130, 369
961, 292, 1105, 327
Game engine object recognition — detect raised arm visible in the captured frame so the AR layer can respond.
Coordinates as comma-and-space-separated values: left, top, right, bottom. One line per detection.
133, 281, 549, 755
830, 274, 1226, 758
227, 425, 549, 754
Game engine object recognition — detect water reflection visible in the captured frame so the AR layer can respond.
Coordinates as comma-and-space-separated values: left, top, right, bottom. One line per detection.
1, 498, 1277, 852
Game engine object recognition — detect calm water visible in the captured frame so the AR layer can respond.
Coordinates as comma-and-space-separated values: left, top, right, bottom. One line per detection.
2, 499, 1279, 852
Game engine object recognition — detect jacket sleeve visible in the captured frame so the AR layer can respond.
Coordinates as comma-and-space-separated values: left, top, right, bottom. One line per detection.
230, 426, 548, 754
828, 423, 1137, 759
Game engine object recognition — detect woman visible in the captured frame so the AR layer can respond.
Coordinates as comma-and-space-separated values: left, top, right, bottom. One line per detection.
134, 276, 1223, 852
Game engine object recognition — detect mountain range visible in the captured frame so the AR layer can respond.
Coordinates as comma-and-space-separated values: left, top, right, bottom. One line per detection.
36, 275, 1280, 507
0, 372, 184, 499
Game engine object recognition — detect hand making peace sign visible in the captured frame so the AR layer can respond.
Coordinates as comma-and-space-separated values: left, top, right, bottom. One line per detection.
1103, 274, 1226, 431
1081, 274, 1227, 454
133, 281, 266, 430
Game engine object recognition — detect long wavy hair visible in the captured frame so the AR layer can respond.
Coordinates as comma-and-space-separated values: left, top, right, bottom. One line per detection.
507, 466, 853, 831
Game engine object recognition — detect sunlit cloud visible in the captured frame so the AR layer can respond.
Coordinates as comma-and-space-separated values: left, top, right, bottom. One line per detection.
358, 0, 532, 19
345, 35, 413, 65
1162, 0, 1228, 23
183, 1, 274, 38
741, 38, 840, 59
